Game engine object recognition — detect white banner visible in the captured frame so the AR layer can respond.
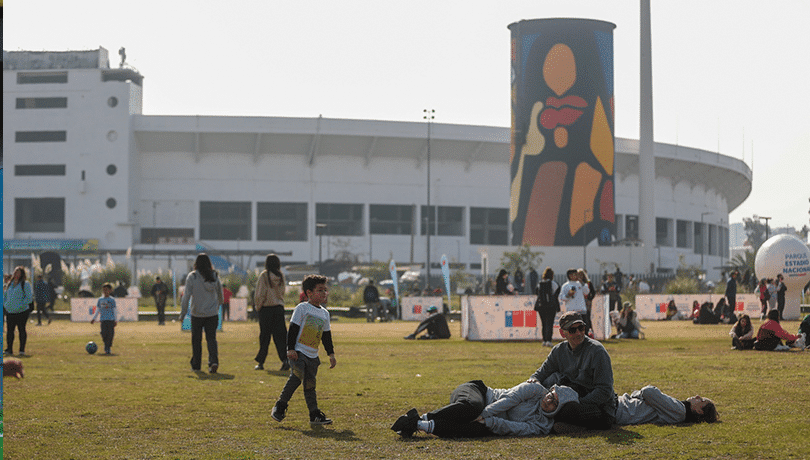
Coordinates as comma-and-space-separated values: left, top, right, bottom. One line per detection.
71, 297, 139, 322
461, 295, 609, 341
633, 294, 761, 320
227, 298, 248, 321
400, 296, 443, 321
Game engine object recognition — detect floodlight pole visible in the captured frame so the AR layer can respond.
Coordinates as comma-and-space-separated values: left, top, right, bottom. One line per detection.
424, 109, 434, 291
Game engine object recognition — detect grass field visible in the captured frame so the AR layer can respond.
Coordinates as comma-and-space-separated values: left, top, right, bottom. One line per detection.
3, 317, 808, 460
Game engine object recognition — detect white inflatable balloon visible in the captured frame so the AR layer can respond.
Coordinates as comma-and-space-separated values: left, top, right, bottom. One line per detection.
754, 234, 810, 320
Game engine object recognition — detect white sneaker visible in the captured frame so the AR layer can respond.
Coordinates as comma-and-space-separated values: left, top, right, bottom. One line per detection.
774, 344, 791, 351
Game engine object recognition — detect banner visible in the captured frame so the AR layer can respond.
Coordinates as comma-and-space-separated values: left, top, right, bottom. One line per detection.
71, 298, 139, 322
460, 295, 609, 341
633, 294, 761, 320
440, 254, 451, 310
388, 259, 400, 316
400, 296, 443, 322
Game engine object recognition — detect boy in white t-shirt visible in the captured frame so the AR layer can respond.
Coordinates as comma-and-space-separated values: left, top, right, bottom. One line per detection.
271, 274, 337, 426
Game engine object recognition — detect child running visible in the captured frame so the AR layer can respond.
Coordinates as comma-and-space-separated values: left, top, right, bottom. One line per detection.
271, 274, 337, 426
91, 283, 118, 354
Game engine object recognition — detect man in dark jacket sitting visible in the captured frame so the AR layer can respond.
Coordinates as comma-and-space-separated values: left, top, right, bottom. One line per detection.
404, 306, 451, 340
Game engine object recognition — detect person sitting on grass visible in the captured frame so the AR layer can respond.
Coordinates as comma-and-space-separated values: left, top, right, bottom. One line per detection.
693, 301, 721, 325
754, 309, 801, 351
390, 380, 578, 438
404, 305, 451, 340
615, 302, 643, 339
729, 314, 755, 350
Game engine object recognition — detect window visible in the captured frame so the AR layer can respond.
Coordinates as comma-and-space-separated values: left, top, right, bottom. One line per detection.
106, 198, 117, 209
421, 206, 464, 236
15, 198, 65, 232
15, 165, 66, 176
106, 164, 117, 176
708, 224, 717, 256
17, 72, 68, 84
316, 203, 363, 236
615, 214, 624, 240
656, 218, 673, 247
470, 207, 508, 245
370, 204, 413, 235
625, 215, 639, 240
257, 202, 308, 241
199, 201, 251, 240
694, 223, 704, 254
676, 220, 691, 248
15, 131, 67, 142
16, 97, 68, 109
141, 228, 195, 245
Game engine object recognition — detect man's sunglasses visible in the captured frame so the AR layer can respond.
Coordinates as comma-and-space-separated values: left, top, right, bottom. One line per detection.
566, 324, 586, 334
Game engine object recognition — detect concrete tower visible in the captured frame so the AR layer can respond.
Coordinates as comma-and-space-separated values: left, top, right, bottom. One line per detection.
639, 0, 656, 271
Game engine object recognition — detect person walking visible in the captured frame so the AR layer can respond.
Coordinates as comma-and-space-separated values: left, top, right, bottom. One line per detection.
4, 267, 34, 356
775, 274, 787, 320
34, 274, 52, 326
150, 276, 170, 325
180, 254, 224, 374
254, 254, 289, 371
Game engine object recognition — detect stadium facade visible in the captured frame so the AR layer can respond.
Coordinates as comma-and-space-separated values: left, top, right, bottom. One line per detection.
3, 48, 752, 281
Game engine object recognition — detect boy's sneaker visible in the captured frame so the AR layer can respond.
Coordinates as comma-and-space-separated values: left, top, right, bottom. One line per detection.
271, 402, 287, 422
209, 363, 218, 374
310, 410, 332, 426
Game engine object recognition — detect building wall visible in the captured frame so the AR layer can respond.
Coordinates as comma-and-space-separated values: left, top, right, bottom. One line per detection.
4, 52, 748, 280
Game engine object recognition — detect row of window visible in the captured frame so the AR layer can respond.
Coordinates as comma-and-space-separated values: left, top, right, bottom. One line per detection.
620, 214, 729, 257
12, 199, 509, 246
196, 202, 507, 245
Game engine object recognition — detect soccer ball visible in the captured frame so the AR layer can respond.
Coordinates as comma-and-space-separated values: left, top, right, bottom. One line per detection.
86, 341, 98, 354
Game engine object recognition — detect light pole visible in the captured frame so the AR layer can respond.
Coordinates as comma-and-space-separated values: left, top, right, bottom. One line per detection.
424, 109, 434, 291
316, 223, 327, 274
700, 211, 712, 274
582, 209, 591, 272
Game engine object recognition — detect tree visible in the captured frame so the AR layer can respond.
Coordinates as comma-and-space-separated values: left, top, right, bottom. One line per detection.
355, 261, 391, 284
500, 244, 544, 274
743, 217, 767, 252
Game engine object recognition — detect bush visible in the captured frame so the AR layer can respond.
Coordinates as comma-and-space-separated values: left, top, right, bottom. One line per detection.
90, 264, 132, 293
61, 270, 82, 297
221, 273, 243, 297
663, 276, 701, 295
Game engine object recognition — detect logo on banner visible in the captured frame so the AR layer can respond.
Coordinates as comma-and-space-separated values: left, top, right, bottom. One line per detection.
413, 304, 422, 314
658, 303, 667, 313
735, 301, 744, 312
505, 311, 537, 327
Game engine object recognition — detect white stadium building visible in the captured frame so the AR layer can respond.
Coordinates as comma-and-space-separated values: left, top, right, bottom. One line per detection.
3, 48, 752, 283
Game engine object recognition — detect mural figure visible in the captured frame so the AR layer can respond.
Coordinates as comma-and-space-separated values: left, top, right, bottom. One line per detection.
509, 19, 616, 246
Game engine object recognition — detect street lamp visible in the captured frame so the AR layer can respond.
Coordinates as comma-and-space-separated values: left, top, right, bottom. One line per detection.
316, 223, 327, 274
700, 211, 712, 273
424, 109, 434, 291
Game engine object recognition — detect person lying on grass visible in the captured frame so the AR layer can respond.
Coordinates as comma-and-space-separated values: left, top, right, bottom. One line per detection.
552, 384, 717, 428
390, 380, 577, 438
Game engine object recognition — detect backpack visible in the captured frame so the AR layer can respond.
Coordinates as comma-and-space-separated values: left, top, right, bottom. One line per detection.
535, 280, 558, 312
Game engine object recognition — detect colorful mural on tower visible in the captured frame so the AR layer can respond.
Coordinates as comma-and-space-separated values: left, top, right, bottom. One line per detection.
508, 19, 616, 246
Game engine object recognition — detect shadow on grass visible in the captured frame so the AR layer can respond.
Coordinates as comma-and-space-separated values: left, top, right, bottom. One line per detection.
189, 371, 236, 381
277, 425, 360, 441
549, 426, 644, 445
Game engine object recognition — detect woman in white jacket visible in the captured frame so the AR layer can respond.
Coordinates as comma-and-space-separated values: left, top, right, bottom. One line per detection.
181, 253, 224, 373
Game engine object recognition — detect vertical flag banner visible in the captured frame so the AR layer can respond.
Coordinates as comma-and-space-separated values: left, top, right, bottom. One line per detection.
440, 255, 451, 310
389, 259, 400, 316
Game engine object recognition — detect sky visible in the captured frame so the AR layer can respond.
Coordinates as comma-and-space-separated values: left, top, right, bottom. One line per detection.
5, 0, 809, 231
